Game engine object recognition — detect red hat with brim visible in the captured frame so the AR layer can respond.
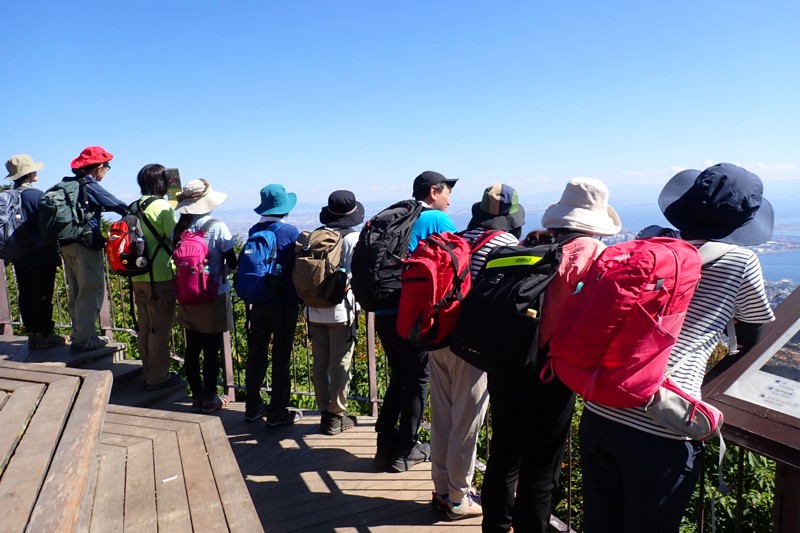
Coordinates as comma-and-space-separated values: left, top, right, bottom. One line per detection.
70, 146, 113, 169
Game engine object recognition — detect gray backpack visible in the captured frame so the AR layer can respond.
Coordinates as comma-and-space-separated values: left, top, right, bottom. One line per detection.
38, 178, 90, 244
0, 188, 26, 260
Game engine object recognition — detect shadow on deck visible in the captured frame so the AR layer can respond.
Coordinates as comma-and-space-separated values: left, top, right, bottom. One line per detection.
152, 398, 482, 532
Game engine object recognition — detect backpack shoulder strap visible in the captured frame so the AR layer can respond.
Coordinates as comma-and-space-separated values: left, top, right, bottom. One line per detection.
698, 242, 737, 265
136, 197, 174, 256
199, 218, 217, 234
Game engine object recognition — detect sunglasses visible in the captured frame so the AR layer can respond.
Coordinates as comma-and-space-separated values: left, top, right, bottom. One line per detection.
102, 163, 111, 170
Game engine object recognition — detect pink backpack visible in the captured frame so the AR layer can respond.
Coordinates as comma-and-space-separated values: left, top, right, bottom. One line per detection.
542, 237, 702, 408
173, 219, 219, 305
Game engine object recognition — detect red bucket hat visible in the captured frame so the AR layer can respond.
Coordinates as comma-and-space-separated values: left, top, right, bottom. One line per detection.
70, 146, 113, 169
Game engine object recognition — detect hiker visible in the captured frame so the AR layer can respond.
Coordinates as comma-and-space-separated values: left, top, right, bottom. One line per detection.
373, 170, 458, 472
242, 184, 303, 427
481, 178, 621, 533
3, 155, 66, 348
61, 146, 128, 352
303, 190, 364, 435
580, 164, 775, 533
429, 184, 524, 520
132, 164, 181, 391
173, 179, 237, 414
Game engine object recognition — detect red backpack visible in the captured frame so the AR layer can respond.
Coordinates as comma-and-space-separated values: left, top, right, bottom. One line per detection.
541, 237, 702, 408
173, 219, 219, 305
397, 230, 499, 349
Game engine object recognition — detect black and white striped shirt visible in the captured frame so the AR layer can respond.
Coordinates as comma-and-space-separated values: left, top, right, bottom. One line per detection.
586, 246, 775, 439
460, 228, 519, 279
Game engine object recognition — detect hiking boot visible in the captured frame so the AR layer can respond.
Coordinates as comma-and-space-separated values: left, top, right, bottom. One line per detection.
323, 412, 356, 435
143, 373, 183, 391
266, 409, 302, 427
70, 335, 109, 352
390, 441, 431, 472
431, 492, 449, 513
446, 493, 482, 521
244, 403, 271, 423
28, 332, 68, 349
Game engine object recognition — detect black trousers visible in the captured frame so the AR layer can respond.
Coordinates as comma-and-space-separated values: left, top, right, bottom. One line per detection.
579, 409, 704, 533
184, 330, 223, 399
14, 262, 57, 335
481, 364, 576, 533
374, 313, 430, 456
244, 299, 299, 414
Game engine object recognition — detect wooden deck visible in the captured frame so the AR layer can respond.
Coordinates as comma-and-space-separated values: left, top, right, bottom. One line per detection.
157, 400, 483, 532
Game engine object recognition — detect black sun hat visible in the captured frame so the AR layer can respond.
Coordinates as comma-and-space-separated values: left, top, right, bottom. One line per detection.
658, 163, 774, 246
320, 190, 365, 229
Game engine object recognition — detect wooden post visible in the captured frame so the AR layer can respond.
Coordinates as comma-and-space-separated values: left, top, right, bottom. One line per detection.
99, 273, 113, 341
367, 312, 379, 417
222, 330, 236, 402
0, 260, 13, 335
774, 465, 800, 532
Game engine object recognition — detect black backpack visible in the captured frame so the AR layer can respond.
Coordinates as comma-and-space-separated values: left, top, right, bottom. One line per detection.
350, 199, 424, 312
449, 235, 580, 375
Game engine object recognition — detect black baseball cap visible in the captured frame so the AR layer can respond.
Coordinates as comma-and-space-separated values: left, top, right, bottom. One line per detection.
412, 170, 458, 199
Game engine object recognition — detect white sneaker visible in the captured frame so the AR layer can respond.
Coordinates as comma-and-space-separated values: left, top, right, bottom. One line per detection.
447, 493, 482, 520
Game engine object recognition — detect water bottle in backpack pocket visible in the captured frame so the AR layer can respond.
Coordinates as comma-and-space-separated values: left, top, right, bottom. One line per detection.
173, 219, 219, 305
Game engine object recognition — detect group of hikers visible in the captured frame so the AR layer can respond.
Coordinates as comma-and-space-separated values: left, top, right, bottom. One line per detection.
3, 148, 775, 533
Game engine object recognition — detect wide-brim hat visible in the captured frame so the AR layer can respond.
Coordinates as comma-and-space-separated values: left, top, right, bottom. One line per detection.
254, 184, 297, 216
659, 163, 774, 245
5, 154, 44, 181
70, 146, 113, 169
541, 177, 621, 236
469, 183, 526, 230
175, 178, 227, 215
320, 190, 365, 229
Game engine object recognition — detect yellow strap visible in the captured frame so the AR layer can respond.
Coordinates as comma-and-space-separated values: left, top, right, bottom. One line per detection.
486, 255, 544, 269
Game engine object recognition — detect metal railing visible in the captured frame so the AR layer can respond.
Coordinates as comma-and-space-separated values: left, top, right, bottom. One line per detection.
0, 259, 773, 532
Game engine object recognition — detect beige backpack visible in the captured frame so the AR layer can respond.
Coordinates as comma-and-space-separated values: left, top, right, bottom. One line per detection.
293, 227, 353, 308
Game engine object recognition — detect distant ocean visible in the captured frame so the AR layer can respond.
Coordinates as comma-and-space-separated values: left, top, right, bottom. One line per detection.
214, 201, 800, 283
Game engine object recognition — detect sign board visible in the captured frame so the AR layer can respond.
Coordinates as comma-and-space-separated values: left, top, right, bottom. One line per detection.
704, 287, 800, 469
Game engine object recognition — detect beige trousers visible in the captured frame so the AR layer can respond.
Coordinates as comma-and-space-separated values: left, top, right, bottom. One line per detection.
429, 346, 490, 503
309, 322, 355, 416
133, 280, 177, 385
60, 243, 105, 342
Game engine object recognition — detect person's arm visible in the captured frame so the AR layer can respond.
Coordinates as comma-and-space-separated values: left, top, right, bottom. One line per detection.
224, 247, 238, 270
703, 321, 765, 385
85, 181, 128, 216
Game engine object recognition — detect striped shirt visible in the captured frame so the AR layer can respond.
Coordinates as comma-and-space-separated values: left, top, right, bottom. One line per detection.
586, 245, 774, 439
459, 228, 519, 279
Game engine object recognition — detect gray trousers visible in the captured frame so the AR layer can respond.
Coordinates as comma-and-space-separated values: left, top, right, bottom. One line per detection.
61, 243, 104, 342
133, 280, 176, 386
309, 322, 355, 416
429, 346, 489, 504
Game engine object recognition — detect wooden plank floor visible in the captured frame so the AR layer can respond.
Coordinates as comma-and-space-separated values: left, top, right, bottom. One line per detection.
159, 400, 482, 532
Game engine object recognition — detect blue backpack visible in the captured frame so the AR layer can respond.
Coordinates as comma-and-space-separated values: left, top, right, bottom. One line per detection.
234, 223, 283, 305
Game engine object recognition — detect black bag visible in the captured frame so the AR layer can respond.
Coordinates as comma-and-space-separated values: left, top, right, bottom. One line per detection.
350, 199, 424, 311
450, 236, 578, 374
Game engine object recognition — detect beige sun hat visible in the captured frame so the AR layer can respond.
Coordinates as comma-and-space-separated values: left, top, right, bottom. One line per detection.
175, 178, 228, 215
5, 154, 44, 181
541, 177, 621, 236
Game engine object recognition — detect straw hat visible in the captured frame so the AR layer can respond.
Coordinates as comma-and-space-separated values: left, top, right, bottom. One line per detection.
175, 179, 228, 215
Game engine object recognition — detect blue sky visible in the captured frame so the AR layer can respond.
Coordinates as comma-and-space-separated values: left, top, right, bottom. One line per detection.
3, 1, 799, 217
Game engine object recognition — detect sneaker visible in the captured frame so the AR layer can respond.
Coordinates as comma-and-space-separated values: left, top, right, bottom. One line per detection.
202, 395, 230, 414
143, 373, 183, 391
431, 492, 449, 513
266, 409, 302, 427
28, 332, 68, 349
446, 493, 482, 521
244, 403, 271, 423
70, 335, 109, 352
390, 441, 431, 472
323, 412, 356, 435
191, 397, 203, 413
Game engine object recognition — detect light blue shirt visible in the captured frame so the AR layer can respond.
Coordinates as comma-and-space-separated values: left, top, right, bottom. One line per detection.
408, 207, 457, 251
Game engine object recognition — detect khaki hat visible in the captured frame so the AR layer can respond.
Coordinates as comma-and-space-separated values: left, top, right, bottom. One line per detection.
5, 154, 44, 181
175, 178, 228, 215
541, 177, 621, 236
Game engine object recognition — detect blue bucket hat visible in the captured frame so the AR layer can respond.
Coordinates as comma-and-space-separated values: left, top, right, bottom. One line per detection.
254, 184, 297, 216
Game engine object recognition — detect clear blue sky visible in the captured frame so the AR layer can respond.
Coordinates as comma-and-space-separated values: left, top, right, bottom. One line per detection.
3, 1, 799, 216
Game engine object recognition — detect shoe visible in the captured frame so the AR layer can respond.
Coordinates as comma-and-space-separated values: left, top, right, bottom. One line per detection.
431, 492, 449, 513
202, 395, 230, 414
70, 335, 109, 352
373, 430, 396, 470
191, 397, 203, 413
446, 493, 482, 521
323, 412, 356, 435
28, 332, 68, 349
143, 373, 183, 391
390, 441, 431, 472
245, 403, 271, 423
266, 409, 301, 427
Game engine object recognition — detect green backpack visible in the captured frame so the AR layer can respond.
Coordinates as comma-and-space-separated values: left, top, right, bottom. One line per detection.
38, 178, 90, 244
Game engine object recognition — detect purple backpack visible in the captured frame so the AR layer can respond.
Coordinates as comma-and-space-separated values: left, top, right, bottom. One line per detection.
173, 219, 219, 305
